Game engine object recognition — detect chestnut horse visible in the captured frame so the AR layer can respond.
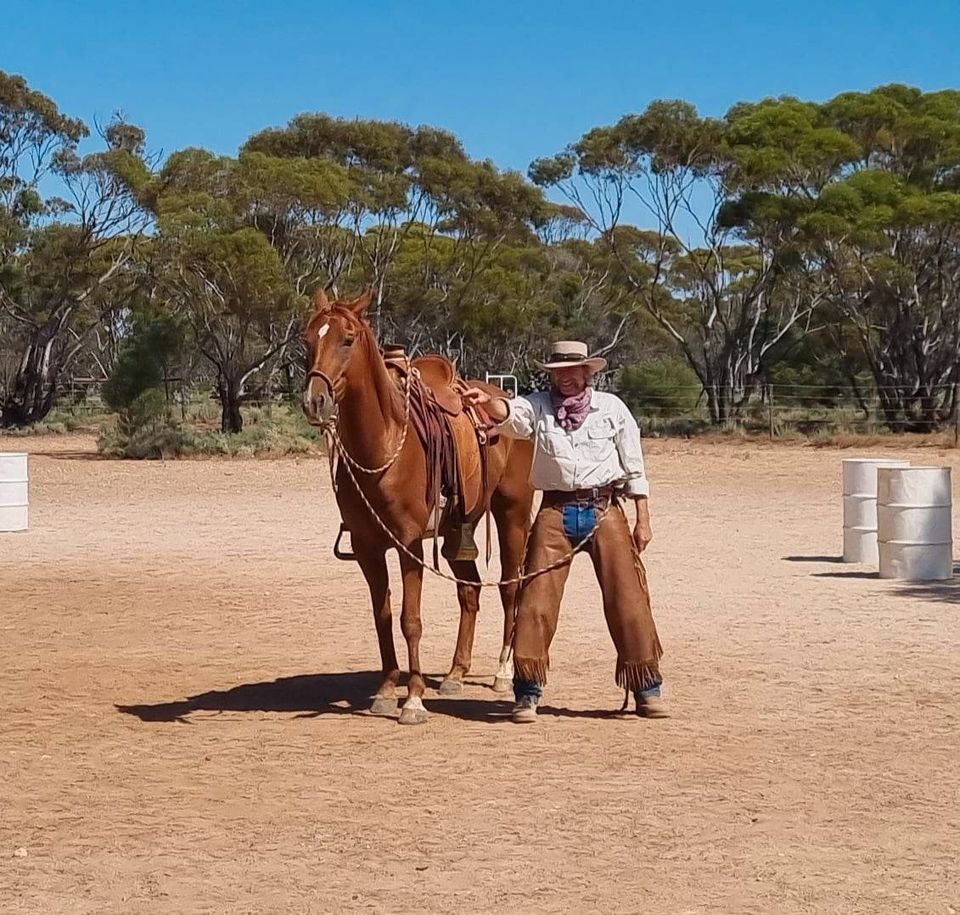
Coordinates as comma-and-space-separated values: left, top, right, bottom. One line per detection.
302, 289, 534, 725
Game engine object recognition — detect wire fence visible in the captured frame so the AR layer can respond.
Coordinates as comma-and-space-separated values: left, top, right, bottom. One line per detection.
48, 378, 960, 443
630, 382, 960, 442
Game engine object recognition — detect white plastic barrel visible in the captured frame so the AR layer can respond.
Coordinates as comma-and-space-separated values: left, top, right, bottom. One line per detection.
0, 452, 29, 532
877, 466, 953, 581
842, 458, 910, 563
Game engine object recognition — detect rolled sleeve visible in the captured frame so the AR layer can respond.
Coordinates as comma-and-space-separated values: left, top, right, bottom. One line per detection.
615, 401, 650, 497
496, 395, 536, 440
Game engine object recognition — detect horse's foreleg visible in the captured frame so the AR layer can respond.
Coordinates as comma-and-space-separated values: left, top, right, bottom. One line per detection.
440, 560, 481, 695
398, 541, 429, 725
355, 546, 399, 716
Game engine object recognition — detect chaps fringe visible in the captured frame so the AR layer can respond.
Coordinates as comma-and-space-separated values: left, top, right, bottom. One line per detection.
514, 656, 549, 686
615, 660, 662, 693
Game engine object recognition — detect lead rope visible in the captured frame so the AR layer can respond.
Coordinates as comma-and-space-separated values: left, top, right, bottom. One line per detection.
322, 421, 612, 588
331, 356, 414, 476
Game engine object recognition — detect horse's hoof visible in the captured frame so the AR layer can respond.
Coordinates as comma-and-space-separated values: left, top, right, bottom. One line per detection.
398, 705, 430, 726
438, 678, 463, 695
369, 696, 398, 717
493, 677, 512, 694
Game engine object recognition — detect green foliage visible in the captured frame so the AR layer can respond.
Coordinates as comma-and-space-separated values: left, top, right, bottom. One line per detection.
618, 359, 701, 417
102, 316, 181, 412
0, 408, 87, 436
10, 74, 960, 436
177, 419, 323, 457
531, 84, 960, 429
96, 398, 324, 459
1, 73, 148, 427
97, 388, 186, 459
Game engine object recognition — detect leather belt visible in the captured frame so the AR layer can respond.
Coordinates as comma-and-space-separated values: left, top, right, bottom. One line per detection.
543, 486, 617, 505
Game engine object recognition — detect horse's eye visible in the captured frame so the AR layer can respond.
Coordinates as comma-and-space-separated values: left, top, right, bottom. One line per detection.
342, 335, 356, 347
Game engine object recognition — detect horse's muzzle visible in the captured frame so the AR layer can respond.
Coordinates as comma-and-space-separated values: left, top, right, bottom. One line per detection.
303, 375, 336, 425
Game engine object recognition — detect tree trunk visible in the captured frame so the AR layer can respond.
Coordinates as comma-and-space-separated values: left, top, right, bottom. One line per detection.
0, 332, 62, 427
705, 382, 732, 426
874, 381, 949, 433
217, 375, 244, 434
876, 387, 902, 432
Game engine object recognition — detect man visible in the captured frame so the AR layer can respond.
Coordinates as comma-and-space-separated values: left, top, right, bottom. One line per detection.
463, 341, 666, 723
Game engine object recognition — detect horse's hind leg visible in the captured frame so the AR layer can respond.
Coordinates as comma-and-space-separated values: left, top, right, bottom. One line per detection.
355, 545, 400, 716
439, 559, 481, 695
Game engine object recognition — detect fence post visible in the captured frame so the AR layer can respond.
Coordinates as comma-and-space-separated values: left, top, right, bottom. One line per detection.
768, 384, 775, 440
954, 391, 959, 448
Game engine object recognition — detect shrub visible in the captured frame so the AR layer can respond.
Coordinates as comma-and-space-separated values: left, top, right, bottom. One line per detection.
97, 398, 325, 459
102, 316, 181, 413
98, 388, 190, 459
617, 359, 702, 417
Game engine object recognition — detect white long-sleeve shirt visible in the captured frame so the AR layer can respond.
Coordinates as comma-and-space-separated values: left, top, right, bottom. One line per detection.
497, 390, 650, 497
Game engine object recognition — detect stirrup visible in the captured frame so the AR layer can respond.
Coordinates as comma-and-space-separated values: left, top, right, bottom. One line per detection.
441, 521, 479, 562
333, 523, 356, 561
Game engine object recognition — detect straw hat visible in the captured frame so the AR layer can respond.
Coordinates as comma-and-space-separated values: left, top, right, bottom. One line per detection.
533, 340, 607, 373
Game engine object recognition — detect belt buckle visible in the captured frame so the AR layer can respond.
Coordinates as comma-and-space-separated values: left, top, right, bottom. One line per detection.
574, 487, 599, 505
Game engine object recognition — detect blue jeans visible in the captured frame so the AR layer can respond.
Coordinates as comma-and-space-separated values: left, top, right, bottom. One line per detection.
561, 502, 598, 545
514, 678, 543, 702
513, 678, 662, 702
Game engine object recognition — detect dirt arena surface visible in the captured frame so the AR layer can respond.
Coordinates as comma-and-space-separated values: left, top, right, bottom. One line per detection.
2, 434, 959, 913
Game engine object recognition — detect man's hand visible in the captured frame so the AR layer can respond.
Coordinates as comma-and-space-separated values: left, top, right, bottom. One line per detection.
462, 387, 509, 423
632, 496, 653, 553
633, 520, 652, 553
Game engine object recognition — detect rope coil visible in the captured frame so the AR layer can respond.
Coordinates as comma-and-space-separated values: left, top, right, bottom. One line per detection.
330, 356, 414, 475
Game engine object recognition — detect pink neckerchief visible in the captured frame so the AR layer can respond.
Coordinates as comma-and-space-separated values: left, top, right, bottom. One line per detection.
550, 386, 592, 432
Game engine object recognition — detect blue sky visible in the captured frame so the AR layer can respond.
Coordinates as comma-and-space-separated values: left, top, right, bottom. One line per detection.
4, 0, 959, 174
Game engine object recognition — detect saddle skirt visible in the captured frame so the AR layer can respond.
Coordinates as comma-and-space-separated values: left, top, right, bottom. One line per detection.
384, 351, 502, 523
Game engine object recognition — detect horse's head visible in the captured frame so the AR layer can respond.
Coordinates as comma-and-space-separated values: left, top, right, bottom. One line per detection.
302, 287, 373, 425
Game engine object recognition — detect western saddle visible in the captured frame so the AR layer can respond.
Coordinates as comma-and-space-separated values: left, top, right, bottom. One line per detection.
334, 344, 503, 565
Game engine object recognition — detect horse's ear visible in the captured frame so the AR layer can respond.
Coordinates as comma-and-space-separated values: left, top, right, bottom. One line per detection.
347, 288, 373, 315
313, 287, 331, 313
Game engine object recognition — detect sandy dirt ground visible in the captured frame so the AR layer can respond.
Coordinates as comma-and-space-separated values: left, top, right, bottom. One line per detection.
1, 434, 959, 914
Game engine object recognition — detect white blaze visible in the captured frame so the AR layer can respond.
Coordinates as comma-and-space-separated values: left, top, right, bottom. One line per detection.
317, 323, 330, 340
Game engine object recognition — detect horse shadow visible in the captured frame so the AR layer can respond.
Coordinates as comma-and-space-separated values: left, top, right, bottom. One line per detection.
116, 670, 381, 723
117, 670, 511, 724
116, 671, 617, 725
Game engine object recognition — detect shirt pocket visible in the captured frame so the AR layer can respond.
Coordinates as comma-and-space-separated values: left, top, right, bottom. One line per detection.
538, 425, 569, 457
585, 419, 618, 459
